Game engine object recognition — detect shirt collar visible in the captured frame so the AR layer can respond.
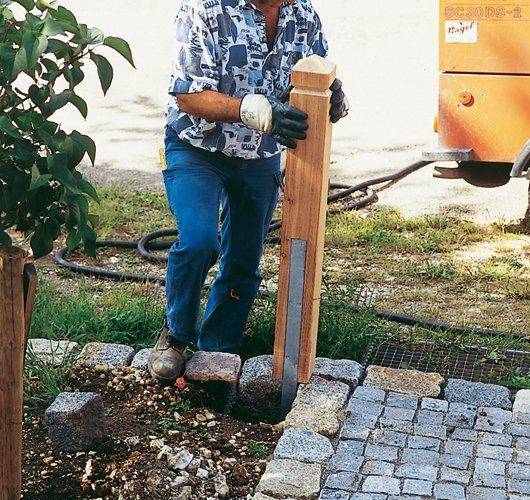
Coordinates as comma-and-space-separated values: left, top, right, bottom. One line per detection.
239, 0, 296, 9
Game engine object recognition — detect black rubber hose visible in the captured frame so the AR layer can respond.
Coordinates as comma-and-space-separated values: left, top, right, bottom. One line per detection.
53, 159, 525, 338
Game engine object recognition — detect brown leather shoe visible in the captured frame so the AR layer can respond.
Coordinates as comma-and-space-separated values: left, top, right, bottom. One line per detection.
148, 329, 187, 385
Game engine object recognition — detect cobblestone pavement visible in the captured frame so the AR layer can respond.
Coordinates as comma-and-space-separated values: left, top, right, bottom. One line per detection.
320, 386, 530, 500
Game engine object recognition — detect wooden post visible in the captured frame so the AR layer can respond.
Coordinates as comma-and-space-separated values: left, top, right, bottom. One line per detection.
272, 55, 336, 384
0, 246, 26, 500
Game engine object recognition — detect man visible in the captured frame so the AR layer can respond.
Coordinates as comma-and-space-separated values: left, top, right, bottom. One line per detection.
148, 0, 348, 384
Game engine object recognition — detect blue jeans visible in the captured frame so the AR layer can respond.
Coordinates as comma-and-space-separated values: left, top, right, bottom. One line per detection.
163, 127, 281, 352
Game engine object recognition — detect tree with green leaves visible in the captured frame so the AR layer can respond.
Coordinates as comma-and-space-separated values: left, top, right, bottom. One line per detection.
0, 0, 135, 257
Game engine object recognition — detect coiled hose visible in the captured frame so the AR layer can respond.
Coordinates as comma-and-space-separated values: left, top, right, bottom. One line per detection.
53, 160, 517, 337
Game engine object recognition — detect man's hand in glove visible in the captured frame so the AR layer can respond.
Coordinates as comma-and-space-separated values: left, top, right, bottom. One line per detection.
330, 78, 349, 123
240, 94, 308, 149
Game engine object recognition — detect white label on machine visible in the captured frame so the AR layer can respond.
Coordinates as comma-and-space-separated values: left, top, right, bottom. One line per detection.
445, 20, 478, 43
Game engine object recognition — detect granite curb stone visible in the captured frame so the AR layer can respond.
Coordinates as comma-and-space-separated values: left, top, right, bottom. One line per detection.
76, 342, 135, 370
444, 379, 512, 410
274, 428, 334, 464
44, 392, 106, 452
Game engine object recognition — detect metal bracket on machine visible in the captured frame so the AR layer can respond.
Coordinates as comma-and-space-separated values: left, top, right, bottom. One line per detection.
422, 146, 474, 163
281, 238, 307, 417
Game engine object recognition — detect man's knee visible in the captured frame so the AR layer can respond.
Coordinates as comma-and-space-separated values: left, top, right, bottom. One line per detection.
183, 234, 220, 260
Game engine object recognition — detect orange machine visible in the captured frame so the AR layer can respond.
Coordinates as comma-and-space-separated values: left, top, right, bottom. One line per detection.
425, 0, 530, 186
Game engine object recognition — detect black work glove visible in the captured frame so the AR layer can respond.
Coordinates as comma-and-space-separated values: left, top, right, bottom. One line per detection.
330, 78, 349, 123
266, 95, 308, 150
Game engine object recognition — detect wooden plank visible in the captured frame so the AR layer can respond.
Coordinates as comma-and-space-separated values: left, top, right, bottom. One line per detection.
273, 55, 337, 383
0, 246, 26, 500
23, 262, 38, 358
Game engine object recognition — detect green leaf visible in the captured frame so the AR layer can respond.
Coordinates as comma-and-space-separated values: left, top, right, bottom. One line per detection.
0, 230, 12, 247
46, 89, 74, 114
13, 0, 33, 10
81, 222, 97, 257
41, 18, 63, 36
66, 229, 82, 250
29, 164, 52, 190
103, 36, 135, 67
12, 46, 27, 78
0, 115, 21, 138
47, 153, 78, 192
69, 93, 88, 119
90, 52, 113, 95
87, 27, 104, 45
30, 221, 55, 258
36, 0, 58, 11
78, 178, 99, 202
76, 132, 96, 164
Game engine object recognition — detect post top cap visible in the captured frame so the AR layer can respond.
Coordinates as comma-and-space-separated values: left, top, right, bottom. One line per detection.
291, 55, 337, 91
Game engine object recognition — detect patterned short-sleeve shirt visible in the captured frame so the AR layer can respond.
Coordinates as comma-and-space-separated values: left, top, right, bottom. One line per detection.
166, 0, 328, 159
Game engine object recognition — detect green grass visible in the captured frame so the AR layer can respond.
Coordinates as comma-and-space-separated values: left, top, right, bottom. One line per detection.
243, 279, 396, 362
24, 350, 75, 411
479, 256, 530, 299
91, 187, 173, 239
30, 281, 164, 350
326, 207, 487, 253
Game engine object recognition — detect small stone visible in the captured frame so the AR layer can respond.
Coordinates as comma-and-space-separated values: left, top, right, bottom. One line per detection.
351, 386, 386, 403
444, 379, 512, 410
340, 414, 377, 441
274, 428, 333, 464
402, 479, 433, 496
295, 377, 350, 413
313, 357, 364, 388
476, 407, 512, 434
387, 392, 419, 409
371, 429, 407, 447
214, 474, 229, 497
285, 406, 340, 438
508, 463, 530, 481
363, 365, 444, 398
395, 463, 438, 481
327, 441, 364, 473
318, 490, 350, 500
380, 418, 414, 434
507, 423, 530, 438
407, 435, 441, 451
44, 392, 106, 452
361, 460, 395, 476
174, 486, 192, 500
362, 475, 400, 495
125, 436, 140, 447
285, 377, 349, 437
382, 406, 415, 421
185, 351, 241, 384
324, 472, 361, 492
196, 468, 208, 479
401, 448, 440, 465
466, 486, 507, 500
508, 478, 530, 495
477, 444, 514, 461
131, 348, 151, 370
440, 466, 471, 484
416, 409, 445, 426
167, 449, 194, 470
347, 399, 384, 418
76, 342, 135, 369
474, 471, 506, 488
450, 428, 477, 442
475, 457, 506, 476
444, 439, 474, 457
27, 339, 80, 366
413, 423, 447, 439
365, 444, 398, 462
255, 459, 321, 499
421, 398, 449, 412
433, 483, 465, 499
514, 390, 530, 414
236, 356, 281, 421
444, 402, 477, 429
440, 453, 470, 470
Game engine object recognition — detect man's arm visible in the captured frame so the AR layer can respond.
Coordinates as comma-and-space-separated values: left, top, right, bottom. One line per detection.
175, 91, 241, 123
